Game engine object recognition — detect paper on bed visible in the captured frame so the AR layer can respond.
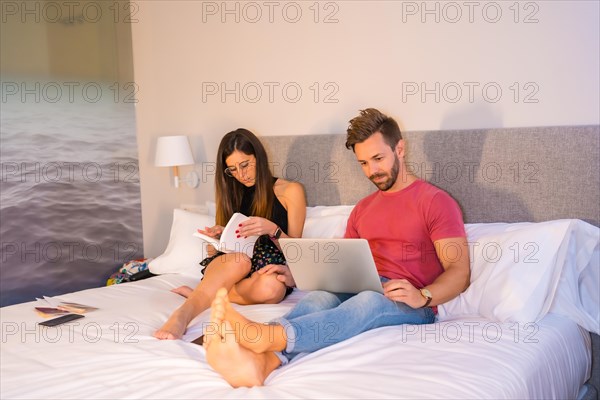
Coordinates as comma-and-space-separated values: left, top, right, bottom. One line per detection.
36, 296, 61, 308
35, 296, 98, 315
34, 307, 69, 318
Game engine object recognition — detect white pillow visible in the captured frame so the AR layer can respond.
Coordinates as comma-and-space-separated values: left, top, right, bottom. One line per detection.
438, 219, 599, 326
306, 205, 354, 218
205, 200, 216, 216
302, 205, 354, 238
149, 209, 215, 275
547, 220, 599, 334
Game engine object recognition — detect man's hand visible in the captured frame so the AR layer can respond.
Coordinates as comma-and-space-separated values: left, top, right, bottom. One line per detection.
383, 279, 427, 309
258, 264, 295, 287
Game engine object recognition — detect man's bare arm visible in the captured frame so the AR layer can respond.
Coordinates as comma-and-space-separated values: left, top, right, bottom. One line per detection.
425, 236, 470, 306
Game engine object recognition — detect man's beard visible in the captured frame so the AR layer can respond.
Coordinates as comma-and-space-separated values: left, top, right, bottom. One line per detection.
369, 156, 400, 191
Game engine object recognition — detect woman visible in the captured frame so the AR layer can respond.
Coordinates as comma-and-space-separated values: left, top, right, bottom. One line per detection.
154, 129, 306, 340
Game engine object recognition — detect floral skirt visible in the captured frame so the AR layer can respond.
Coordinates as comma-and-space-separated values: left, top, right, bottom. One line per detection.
199, 234, 293, 296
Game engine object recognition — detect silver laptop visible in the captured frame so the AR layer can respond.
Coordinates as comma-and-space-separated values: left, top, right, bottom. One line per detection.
278, 238, 384, 294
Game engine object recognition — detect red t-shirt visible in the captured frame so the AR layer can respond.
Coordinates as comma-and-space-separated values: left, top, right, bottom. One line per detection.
344, 179, 466, 288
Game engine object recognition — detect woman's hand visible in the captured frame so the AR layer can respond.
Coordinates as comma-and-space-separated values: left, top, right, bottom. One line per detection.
206, 244, 218, 257
197, 225, 224, 239
237, 217, 277, 238
258, 264, 295, 287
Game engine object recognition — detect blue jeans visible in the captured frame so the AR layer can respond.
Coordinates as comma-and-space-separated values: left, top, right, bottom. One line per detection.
274, 280, 435, 364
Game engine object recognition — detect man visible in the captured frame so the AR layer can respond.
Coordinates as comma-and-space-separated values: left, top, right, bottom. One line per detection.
203, 108, 471, 387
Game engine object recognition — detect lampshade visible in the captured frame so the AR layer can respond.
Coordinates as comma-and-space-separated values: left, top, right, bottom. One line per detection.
154, 135, 195, 167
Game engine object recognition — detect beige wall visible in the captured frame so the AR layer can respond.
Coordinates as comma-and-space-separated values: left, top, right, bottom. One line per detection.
1, 7, 50, 76
1, 0, 133, 82
130, 0, 600, 257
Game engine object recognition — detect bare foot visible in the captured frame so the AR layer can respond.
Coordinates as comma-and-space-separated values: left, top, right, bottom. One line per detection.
207, 288, 287, 353
171, 286, 193, 298
204, 290, 281, 387
153, 311, 188, 340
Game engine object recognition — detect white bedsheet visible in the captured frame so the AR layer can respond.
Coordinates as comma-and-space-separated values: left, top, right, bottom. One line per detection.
0, 272, 591, 399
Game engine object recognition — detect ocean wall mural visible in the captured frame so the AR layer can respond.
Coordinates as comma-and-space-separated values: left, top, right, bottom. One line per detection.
0, 1, 142, 306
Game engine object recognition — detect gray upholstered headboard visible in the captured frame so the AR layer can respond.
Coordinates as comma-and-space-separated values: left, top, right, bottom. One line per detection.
262, 125, 600, 399
263, 125, 599, 226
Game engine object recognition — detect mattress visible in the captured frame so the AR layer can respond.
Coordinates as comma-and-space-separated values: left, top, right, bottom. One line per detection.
0, 271, 591, 399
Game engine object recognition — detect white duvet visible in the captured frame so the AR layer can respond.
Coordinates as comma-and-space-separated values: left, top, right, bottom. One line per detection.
0, 271, 591, 399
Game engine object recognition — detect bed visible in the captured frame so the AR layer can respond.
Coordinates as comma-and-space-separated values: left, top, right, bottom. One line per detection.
1, 126, 599, 399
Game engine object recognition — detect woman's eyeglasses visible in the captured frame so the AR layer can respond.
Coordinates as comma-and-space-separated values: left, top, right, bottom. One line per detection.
224, 160, 253, 178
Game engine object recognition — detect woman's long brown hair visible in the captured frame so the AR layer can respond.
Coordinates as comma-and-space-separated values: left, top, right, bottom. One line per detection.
215, 129, 274, 226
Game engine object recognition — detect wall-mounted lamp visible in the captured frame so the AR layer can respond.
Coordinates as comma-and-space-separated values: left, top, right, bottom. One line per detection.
154, 135, 199, 188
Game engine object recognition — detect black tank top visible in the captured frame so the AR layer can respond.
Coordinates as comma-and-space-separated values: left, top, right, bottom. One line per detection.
239, 178, 288, 234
